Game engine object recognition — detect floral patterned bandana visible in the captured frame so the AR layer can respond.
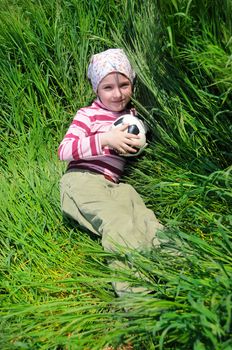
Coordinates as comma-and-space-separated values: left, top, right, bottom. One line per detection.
87, 48, 136, 92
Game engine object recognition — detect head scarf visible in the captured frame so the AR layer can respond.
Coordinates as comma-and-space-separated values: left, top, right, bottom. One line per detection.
87, 48, 136, 92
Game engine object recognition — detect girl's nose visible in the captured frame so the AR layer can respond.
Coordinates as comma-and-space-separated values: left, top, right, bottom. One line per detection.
113, 87, 122, 98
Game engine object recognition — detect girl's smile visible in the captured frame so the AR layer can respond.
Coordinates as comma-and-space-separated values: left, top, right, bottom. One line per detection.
97, 72, 133, 112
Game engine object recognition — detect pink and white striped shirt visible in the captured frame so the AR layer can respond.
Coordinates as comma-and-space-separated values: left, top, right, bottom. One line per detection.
58, 100, 130, 183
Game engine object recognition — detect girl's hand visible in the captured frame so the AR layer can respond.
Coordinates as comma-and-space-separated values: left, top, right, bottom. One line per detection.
100, 124, 140, 154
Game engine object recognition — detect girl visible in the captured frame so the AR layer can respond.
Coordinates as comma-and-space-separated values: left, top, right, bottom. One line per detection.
58, 48, 163, 296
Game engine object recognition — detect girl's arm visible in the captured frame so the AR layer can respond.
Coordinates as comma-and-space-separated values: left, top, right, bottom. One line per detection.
58, 109, 141, 161
58, 109, 102, 161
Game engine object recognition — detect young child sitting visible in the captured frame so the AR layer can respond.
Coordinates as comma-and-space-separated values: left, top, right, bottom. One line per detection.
58, 48, 163, 296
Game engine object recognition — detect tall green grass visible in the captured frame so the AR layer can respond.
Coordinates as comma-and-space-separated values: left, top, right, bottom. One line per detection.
1, 0, 231, 349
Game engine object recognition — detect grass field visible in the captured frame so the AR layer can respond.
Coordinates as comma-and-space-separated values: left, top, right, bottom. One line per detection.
1, 0, 232, 349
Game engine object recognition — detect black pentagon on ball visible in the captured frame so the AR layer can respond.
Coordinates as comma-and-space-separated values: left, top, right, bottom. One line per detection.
114, 117, 124, 126
128, 124, 140, 135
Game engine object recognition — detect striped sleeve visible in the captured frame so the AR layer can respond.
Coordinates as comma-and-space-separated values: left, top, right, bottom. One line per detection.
58, 109, 103, 161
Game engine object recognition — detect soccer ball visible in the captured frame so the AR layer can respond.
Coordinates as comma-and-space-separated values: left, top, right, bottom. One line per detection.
111, 114, 148, 157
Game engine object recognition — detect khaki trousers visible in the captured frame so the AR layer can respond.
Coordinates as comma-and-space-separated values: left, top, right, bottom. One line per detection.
60, 170, 164, 295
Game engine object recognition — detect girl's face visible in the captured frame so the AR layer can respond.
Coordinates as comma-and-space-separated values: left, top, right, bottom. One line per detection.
97, 72, 133, 112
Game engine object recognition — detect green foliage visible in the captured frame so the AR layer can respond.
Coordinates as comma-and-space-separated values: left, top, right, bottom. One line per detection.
0, 0, 231, 349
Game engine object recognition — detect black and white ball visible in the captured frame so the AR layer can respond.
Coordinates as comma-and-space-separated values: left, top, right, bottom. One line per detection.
111, 114, 148, 157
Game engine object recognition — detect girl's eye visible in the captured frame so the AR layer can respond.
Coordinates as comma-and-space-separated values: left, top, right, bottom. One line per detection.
103, 86, 112, 90
120, 83, 130, 88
